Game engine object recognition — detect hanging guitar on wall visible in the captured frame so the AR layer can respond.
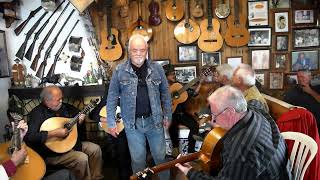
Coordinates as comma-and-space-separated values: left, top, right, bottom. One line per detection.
166, 0, 184, 21
148, 0, 162, 26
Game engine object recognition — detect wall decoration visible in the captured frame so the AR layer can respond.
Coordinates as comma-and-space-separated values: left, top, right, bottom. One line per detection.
276, 35, 288, 51
0, 30, 10, 78
154, 59, 170, 66
269, 0, 290, 9
293, 28, 319, 49
291, 50, 318, 71
201, 52, 221, 66
251, 49, 270, 70
255, 73, 265, 86
177, 45, 198, 62
294, 9, 315, 24
274, 12, 289, 32
174, 65, 197, 83
248, 1, 269, 26
273, 53, 287, 69
270, 72, 283, 89
248, 28, 271, 47
227, 56, 242, 69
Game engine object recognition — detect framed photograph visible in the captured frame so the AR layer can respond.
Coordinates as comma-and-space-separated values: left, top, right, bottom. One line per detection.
174, 65, 197, 83
276, 35, 288, 51
255, 73, 265, 86
177, 45, 198, 62
248, 1, 269, 26
270, 72, 284, 89
248, 28, 271, 46
269, 0, 290, 9
274, 12, 289, 32
201, 52, 221, 66
293, 28, 319, 49
0, 30, 10, 78
154, 59, 170, 66
291, 50, 318, 71
227, 56, 242, 69
251, 49, 270, 70
273, 53, 288, 69
287, 74, 298, 85
294, 9, 315, 24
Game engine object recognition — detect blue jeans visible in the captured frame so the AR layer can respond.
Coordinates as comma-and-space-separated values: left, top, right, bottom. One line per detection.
125, 116, 169, 180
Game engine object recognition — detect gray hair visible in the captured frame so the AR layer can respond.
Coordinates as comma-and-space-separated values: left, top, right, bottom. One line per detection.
234, 64, 256, 86
208, 85, 247, 113
128, 34, 148, 51
298, 70, 311, 77
216, 64, 234, 80
40, 85, 60, 102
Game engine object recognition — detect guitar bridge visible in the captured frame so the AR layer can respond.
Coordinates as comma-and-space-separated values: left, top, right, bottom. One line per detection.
232, 35, 244, 38
204, 39, 218, 42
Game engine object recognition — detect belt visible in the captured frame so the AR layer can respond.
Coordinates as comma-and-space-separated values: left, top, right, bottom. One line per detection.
136, 113, 151, 119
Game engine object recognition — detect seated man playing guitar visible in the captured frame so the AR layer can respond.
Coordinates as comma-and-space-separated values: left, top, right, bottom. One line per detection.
24, 85, 103, 180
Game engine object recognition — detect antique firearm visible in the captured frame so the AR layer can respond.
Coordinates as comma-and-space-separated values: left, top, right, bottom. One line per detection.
15, 11, 47, 60
36, 10, 75, 79
25, 0, 66, 61
14, 6, 42, 36
30, 2, 69, 71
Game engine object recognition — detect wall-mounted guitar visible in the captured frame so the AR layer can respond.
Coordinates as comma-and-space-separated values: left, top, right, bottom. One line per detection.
190, 0, 204, 18
128, 0, 153, 42
148, 0, 162, 26
39, 99, 99, 153
215, 0, 230, 19
198, 0, 223, 52
224, 0, 249, 47
174, 0, 200, 44
165, 0, 184, 21
0, 113, 46, 180
99, 0, 123, 61
99, 106, 124, 134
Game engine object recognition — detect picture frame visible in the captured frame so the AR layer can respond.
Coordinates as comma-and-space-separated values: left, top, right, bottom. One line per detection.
294, 9, 315, 24
273, 53, 288, 69
227, 56, 242, 69
269, 72, 284, 89
0, 30, 10, 78
177, 45, 198, 62
248, 1, 269, 26
248, 28, 271, 47
276, 35, 289, 51
291, 50, 318, 71
274, 12, 289, 33
255, 73, 265, 86
286, 74, 298, 85
154, 59, 170, 66
251, 49, 270, 70
174, 65, 197, 83
293, 28, 319, 49
201, 52, 221, 66
269, 0, 290, 9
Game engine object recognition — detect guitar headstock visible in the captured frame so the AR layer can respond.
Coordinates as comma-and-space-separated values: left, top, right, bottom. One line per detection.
134, 167, 154, 179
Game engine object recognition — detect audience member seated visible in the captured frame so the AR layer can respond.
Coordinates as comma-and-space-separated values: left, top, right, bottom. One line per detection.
214, 64, 234, 86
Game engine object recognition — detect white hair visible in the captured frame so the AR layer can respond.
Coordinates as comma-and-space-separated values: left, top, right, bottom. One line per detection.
298, 70, 311, 77
216, 64, 234, 80
234, 64, 256, 86
128, 34, 148, 51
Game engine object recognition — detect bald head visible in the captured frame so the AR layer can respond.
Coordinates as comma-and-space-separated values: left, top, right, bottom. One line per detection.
41, 85, 63, 111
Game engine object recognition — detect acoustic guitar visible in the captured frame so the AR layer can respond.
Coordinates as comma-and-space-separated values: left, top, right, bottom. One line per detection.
165, 0, 184, 22
215, 0, 230, 19
198, 0, 223, 52
99, 106, 124, 134
99, 0, 123, 61
190, 0, 204, 18
224, 0, 249, 47
174, 0, 200, 44
39, 99, 99, 153
0, 113, 46, 180
130, 127, 227, 180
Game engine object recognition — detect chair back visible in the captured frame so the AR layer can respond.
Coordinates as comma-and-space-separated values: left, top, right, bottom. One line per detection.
281, 132, 318, 180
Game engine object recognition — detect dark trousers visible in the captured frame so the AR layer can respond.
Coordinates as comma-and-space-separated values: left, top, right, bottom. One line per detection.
169, 113, 199, 153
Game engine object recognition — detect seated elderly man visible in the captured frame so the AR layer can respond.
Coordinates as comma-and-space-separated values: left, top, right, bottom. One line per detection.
214, 64, 234, 86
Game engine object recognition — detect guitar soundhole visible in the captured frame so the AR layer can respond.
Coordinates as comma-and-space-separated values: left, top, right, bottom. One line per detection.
172, 91, 180, 99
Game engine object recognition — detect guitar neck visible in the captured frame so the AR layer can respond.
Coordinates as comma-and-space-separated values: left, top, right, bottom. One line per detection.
207, 0, 213, 28
184, 0, 190, 23
234, 0, 239, 24
106, 5, 112, 36
12, 118, 21, 150
177, 77, 200, 94
67, 101, 97, 128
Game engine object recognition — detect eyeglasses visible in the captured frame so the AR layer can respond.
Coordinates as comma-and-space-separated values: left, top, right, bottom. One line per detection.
211, 107, 229, 123
130, 49, 147, 53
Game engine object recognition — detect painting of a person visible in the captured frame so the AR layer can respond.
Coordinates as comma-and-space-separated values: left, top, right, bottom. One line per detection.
292, 52, 315, 71
277, 16, 286, 29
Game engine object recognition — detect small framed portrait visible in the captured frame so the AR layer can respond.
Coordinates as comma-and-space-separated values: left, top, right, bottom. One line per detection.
154, 59, 170, 66
293, 28, 319, 49
0, 30, 10, 78
177, 45, 198, 62
270, 72, 284, 89
201, 52, 221, 66
248, 1, 269, 26
255, 73, 265, 86
174, 65, 197, 83
248, 28, 271, 47
274, 12, 289, 33
273, 53, 288, 69
294, 9, 315, 24
251, 49, 270, 70
227, 56, 242, 69
286, 74, 298, 85
276, 35, 288, 51
269, 0, 290, 9
291, 50, 318, 71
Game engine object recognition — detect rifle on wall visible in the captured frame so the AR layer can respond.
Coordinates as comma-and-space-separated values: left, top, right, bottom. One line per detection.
25, 0, 66, 61
36, 9, 75, 79
15, 11, 48, 60
14, 6, 42, 36
30, 2, 70, 71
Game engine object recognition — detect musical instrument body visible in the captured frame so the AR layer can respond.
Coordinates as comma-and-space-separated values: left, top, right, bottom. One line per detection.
190, 0, 204, 18
170, 82, 189, 112
148, 0, 162, 26
165, 0, 184, 21
215, 0, 230, 19
99, 106, 125, 134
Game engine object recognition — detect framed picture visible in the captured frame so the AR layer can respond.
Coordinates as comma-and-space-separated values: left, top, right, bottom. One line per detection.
251, 49, 270, 70
0, 30, 10, 78
274, 12, 289, 33
291, 50, 318, 71
174, 65, 197, 83
287, 74, 298, 85
248, 28, 271, 46
177, 45, 198, 62
273, 53, 288, 69
270, 72, 284, 89
269, 0, 290, 9
293, 28, 319, 49
276, 35, 288, 51
154, 59, 170, 66
201, 52, 221, 66
294, 9, 315, 24
248, 1, 269, 26
227, 56, 242, 69
255, 73, 265, 86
